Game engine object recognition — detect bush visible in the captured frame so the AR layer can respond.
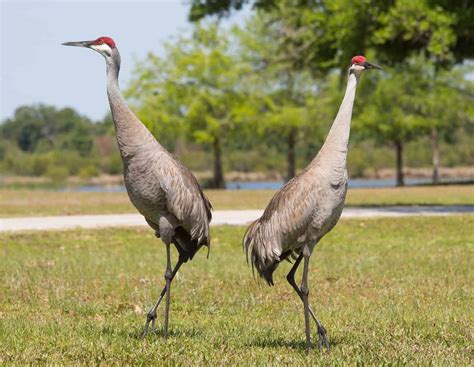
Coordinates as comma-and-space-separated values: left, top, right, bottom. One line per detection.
101, 154, 122, 175
45, 166, 69, 182
0, 139, 7, 160
78, 165, 99, 178
31, 154, 53, 176
2, 149, 34, 175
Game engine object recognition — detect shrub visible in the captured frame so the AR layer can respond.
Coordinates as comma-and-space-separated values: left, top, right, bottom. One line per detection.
101, 154, 122, 175
78, 165, 99, 178
45, 166, 69, 182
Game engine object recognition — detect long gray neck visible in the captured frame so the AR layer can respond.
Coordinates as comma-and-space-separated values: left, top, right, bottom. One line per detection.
106, 50, 122, 104
105, 49, 157, 159
312, 71, 359, 171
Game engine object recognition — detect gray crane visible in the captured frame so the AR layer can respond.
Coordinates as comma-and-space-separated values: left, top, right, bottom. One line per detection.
63, 36, 212, 339
243, 56, 381, 351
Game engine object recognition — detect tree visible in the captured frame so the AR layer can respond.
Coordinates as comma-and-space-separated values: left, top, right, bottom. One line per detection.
0, 104, 94, 156
127, 25, 248, 188
235, 17, 325, 181
191, 0, 390, 78
421, 63, 474, 182
190, 0, 474, 66
355, 67, 427, 186
189, 0, 277, 21
355, 56, 473, 186
370, 0, 473, 183
0, 104, 108, 177
190, 0, 474, 184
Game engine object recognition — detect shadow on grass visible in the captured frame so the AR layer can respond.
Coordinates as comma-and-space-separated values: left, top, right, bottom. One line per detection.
245, 334, 343, 351
99, 324, 204, 340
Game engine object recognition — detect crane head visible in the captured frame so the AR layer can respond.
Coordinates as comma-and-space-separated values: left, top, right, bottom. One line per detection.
350, 56, 381, 73
62, 36, 117, 58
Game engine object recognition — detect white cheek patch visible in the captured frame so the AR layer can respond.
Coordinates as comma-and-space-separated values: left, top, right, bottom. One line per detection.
349, 64, 365, 73
91, 43, 112, 56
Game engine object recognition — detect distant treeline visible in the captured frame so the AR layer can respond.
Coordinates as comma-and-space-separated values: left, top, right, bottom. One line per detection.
0, 105, 121, 181
0, 100, 472, 186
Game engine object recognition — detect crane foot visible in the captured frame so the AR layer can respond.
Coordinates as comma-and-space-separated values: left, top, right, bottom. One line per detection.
317, 324, 330, 351
141, 309, 157, 338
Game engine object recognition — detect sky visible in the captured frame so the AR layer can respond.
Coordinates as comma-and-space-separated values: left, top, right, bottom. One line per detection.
0, 0, 198, 121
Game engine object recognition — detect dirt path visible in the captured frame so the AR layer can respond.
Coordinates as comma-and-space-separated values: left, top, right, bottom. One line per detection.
1, 206, 473, 233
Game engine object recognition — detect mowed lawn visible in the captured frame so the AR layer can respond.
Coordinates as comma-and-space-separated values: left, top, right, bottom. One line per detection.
0, 184, 473, 217
1, 216, 472, 364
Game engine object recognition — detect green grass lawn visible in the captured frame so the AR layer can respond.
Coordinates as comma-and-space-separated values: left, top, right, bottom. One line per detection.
1, 216, 472, 364
0, 185, 473, 217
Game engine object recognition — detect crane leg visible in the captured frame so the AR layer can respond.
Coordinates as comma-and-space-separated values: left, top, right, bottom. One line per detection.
301, 254, 312, 351
163, 242, 173, 340
287, 253, 330, 351
141, 256, 183, 338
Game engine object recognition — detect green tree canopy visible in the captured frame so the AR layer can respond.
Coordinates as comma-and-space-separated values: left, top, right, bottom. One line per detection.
127, 24, 250, 188
354, 57, 474, 185
1, 104, 94, 156
234, 16, 328, 180
190, 0, 474, 185
190, 0, 474, 64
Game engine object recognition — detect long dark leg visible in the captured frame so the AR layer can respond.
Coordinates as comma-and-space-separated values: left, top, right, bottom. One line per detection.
141, 257, 183, 338
163, 242, 173, 339
301, 254, 312, 351
287, 254, 330, 351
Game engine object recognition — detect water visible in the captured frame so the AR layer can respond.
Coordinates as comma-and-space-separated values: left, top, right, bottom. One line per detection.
68, 177, 463, 192
227, 178, 441, 190
226, 181, 282, 190
69, 184, 126, 193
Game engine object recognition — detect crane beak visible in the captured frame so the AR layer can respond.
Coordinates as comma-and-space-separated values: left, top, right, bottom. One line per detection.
61, 40, 93, 48
363, 61, 382, 70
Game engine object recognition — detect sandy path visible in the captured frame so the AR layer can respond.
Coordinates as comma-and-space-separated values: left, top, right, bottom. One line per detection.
1, 206, 473, 233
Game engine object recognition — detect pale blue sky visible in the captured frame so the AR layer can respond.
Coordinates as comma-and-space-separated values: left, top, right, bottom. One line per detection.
1, 0, 198, 121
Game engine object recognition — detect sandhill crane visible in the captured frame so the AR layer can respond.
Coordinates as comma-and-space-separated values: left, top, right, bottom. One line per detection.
243, 56, 381, 351
63, 36, 212, 339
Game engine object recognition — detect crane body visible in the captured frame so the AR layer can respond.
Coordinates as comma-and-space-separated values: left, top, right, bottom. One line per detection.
244, 56, 381, 351
63, 36, 212, 339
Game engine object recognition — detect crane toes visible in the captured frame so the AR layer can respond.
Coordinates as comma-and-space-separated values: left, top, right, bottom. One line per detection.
141, 310, 158, 338
317, 325, 330, 352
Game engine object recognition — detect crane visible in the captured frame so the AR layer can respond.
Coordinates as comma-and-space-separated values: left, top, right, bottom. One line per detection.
62, 36, 212, 339
243, 56, 381, 351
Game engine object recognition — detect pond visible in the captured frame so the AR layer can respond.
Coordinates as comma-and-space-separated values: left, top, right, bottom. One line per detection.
65, 177, 465, 192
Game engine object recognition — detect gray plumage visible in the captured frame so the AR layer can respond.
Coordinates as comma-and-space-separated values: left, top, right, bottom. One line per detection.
243, 58, 381, 351
105, 46, 211, 253
63, 37, 212, 338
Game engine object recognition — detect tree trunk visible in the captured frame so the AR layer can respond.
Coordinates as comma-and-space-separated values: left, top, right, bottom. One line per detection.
431, 127, 440, 184
212, 136, 225, 189
286, 127, 296, 182
395, 140, 404, 187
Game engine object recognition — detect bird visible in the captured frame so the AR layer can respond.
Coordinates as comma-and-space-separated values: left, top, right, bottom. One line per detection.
243, 55, 381, 351
62, 36, 212, 339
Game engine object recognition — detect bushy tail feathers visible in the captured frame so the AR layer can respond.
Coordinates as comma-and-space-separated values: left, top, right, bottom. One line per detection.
242, 219, 279, 286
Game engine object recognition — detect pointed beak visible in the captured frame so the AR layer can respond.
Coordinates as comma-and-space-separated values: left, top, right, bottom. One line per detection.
61, 40, 93, 48
363, 61, 382, 70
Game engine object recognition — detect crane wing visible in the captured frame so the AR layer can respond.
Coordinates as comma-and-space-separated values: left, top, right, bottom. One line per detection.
160, 156, 212, 247
243, 170, 320, 282
260, 172, 318, 238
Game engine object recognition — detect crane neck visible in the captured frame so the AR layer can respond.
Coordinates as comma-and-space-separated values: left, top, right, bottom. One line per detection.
105, 48, 158, 160
106, 50, 122, 100
312, 71, 360, 170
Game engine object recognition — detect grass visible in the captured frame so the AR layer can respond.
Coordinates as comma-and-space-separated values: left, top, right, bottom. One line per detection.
0, 185, 473, 217
1, 216, 472, 364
